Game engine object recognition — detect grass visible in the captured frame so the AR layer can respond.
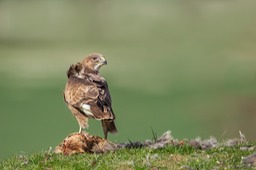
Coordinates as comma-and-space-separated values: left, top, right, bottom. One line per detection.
1, 142, 255, 170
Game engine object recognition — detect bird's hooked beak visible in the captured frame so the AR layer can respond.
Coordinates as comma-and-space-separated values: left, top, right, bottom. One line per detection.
101, 56, 107, 65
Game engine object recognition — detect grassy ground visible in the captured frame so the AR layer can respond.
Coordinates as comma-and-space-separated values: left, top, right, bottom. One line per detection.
1, 142, 255, 170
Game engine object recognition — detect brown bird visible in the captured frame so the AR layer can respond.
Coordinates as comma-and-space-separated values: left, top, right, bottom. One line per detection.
64, 53, 117, 139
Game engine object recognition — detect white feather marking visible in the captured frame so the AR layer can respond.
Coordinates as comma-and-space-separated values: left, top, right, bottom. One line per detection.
77, 74, 84, 78
94, 63, 102, 71
82, 104, 94, 116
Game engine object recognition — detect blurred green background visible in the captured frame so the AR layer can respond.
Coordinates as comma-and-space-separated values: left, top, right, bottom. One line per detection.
1, 0, 256, 160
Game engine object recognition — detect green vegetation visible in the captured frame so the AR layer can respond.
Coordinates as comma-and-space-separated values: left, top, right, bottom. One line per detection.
1, 143, 255, 170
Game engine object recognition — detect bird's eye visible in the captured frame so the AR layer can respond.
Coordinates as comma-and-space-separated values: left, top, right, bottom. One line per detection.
92, 57, 97, 61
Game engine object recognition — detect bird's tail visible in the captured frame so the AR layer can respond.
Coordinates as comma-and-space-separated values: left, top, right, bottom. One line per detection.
101, 119, 117, 139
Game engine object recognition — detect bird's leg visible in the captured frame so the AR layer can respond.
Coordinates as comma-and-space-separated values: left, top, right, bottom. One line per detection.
101, 120, 108, 139
104, 131, 108, 139
79, 126, 82, 133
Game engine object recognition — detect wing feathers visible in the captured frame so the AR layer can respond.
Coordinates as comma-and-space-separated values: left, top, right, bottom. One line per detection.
64, 75, 115, 120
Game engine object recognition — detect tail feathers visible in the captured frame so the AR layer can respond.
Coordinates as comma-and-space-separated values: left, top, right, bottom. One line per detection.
101, 119, 117, 139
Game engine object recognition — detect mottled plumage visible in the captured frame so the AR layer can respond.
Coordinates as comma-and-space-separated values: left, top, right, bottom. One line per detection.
64, 53, 117, 139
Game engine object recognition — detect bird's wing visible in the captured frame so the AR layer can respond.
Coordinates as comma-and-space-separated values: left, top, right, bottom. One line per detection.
87, 73, 117, 138
64, 76, 98, 105
88, 73, 115, 118
64, 76, 114, 120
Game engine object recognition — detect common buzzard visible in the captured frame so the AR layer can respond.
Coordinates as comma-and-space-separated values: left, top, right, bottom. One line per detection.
64, 53, 117, 139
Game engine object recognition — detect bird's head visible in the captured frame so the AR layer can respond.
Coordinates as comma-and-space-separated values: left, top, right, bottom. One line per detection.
81, 53, 107, 72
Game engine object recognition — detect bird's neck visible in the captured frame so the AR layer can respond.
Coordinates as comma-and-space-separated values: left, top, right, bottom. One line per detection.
84, 67, 99, 75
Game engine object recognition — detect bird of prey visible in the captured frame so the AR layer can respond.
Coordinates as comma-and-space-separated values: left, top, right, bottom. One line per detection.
64, 53, 117, 139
